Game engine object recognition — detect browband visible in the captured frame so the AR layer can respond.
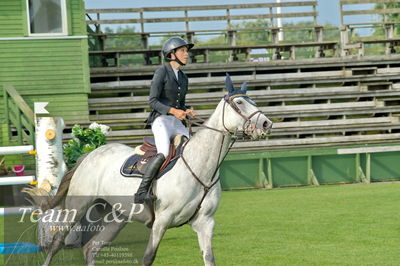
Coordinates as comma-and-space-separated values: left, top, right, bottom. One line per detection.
227, 94, 257, 107
229, 94, 248, 100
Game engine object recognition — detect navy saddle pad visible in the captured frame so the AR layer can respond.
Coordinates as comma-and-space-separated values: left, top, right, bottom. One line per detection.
120, 135, 187, 179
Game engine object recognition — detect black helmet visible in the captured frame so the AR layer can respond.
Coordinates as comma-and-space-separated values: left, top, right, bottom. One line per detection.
162, 37, 194, 59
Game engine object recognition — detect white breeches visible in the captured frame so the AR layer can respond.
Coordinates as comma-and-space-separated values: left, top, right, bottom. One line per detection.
151, 115, 190, 158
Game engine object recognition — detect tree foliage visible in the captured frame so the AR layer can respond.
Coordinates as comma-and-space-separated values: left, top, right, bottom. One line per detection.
95, 19, 339, 48
200, 20, 339, 46
373, 3, 400, 37
233, 19, 270, 45
91, 19, 341, 63
103, 26, 142, 49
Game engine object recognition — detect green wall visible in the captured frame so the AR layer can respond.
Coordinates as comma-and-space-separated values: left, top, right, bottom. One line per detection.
0, 0, 86, 37
0, 1, 26, 37
69, 0, 87, 36
0, 39, 90, 123
0, 0, 90, 125
220, 144, 400, 190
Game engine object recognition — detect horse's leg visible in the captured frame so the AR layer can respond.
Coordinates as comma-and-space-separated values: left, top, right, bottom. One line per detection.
191, 214, 216, 266
142, 216, 170, 266
42, 228, 70, 266
83, 219, 128, 266
42, 197, 93, 266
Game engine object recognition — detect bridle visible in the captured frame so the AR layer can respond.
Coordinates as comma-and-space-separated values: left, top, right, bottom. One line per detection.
222, 94, 264, 136
186, 94, 263, 137
178, 94, 265, 225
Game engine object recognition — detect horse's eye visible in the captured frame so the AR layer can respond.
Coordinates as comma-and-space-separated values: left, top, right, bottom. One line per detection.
236, 100, 243, 104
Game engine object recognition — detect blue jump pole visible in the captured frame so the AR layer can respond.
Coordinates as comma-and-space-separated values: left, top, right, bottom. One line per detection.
0, 242, 40, 254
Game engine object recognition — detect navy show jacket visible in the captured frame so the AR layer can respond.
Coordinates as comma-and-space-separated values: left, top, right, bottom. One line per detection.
145, 63, 189, 127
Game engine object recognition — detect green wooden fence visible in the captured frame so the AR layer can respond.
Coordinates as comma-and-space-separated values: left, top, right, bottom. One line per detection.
2, 85, 35, 145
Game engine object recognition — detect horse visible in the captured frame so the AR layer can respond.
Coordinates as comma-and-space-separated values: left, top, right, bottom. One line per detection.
25, 74, 273, 266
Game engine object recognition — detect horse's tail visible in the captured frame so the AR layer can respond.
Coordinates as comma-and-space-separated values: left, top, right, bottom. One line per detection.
22, 154, 88, 212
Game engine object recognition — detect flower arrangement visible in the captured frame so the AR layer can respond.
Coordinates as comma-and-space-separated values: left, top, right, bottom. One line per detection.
63, 122, 110, 166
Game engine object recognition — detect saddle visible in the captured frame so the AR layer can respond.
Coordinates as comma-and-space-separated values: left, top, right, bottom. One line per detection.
120, 134, 187, 178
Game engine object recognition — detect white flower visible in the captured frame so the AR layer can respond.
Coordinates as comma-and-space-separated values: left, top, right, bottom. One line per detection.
99, 124, 111, 136
89, 122, 111, 136
89, 122, 99, 130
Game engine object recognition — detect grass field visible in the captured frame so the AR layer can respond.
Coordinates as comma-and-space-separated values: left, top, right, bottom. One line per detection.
1, 183, 400, 265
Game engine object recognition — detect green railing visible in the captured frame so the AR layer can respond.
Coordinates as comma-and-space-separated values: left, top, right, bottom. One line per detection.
86, 14, 104, 67
3, 85, 35, 145
220, 143, 400, 189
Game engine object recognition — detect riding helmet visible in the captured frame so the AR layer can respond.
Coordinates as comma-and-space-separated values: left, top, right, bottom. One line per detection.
162, 37, 194, 59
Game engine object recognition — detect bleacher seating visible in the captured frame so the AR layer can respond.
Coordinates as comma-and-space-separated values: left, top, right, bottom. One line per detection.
339, 0, 400, 56
78, 54, 400, 150
77, 2, 400, 152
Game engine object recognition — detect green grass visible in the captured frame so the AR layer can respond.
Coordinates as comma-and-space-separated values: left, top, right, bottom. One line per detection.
156, 183, 400, 265
1, 183, 400, 265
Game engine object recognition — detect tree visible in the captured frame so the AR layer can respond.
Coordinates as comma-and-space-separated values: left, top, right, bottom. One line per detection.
233, 19, 270, 45
103, 26, 142, 49
373, 2, 400, 37
200, 20, 339, 46
282, 21, 339, 43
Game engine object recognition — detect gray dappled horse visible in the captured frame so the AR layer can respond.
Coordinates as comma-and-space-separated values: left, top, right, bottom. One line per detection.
27, 75, 272, 266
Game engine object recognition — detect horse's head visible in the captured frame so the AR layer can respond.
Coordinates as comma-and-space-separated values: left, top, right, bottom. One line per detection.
222, 74, 273, 140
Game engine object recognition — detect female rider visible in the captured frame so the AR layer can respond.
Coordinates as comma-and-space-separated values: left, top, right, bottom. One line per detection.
134, 37, 195, 204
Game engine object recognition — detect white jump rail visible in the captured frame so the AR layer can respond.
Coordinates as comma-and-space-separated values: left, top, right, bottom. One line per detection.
0, 206, 34, 216
0, 145, 34, 155
0, 176, 36, 186
0, 109, 67, 256
0, 146, 36, 216
0, 145, 36, 186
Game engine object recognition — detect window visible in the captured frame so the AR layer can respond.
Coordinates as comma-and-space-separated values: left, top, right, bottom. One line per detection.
27, 0, 67, 35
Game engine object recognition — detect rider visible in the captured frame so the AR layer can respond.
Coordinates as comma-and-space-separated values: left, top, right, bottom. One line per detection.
134, 37, 196, 204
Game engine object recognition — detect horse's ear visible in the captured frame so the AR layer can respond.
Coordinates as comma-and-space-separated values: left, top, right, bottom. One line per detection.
225, 73, 235, 94
240, 81, 247, 93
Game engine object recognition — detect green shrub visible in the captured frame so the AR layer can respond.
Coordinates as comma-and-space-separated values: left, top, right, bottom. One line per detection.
63, 123, 110, 166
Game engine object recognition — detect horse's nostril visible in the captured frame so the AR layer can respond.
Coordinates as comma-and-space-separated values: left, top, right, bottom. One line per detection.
263, 121, 271, 129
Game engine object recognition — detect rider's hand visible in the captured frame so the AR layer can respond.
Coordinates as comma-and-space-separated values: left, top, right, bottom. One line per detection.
185, 109, 196, 118
169, 108, 187, 120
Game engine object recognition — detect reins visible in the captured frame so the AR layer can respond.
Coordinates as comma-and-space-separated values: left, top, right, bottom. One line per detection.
179, 133, 236, 225
186, 115, 229, 135
178, 95, 259, 225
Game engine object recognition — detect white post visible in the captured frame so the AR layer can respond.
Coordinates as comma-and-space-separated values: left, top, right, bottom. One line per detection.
34, 102, 67, 196
277, 0, 284, 41
35, 116, 80, 247
35, 117, 66, 196
32, 103, 80, 248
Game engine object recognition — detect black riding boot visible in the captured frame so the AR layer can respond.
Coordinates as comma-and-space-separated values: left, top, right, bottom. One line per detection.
134, 153, 165, 204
